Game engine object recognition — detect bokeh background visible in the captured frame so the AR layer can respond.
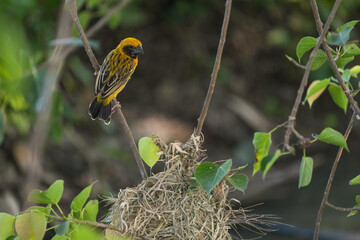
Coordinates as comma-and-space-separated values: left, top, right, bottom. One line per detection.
1, 0, 360, 239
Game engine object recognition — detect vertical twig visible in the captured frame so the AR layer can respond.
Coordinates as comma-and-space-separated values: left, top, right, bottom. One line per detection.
25, 1, 72, 205
195, 0, 232, 136
283, 0, 343, 151
65, 0, 147, 180
313, 112, 355, 240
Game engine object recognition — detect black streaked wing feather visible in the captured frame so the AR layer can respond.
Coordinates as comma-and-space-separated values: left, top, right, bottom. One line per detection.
95, 52, 136, 100
94, 51, 113, 95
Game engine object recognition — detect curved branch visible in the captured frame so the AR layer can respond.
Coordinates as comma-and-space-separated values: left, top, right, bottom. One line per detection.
65, 0, 147, 180
195, 0, 232, 136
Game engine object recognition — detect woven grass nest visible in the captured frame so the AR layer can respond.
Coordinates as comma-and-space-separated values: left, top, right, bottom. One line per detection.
106, 134, 277, 240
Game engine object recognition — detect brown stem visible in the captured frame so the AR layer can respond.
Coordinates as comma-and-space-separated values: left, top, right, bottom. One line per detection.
283, 0, 343, 151
65, 0, 100, 72
116, 110, 148, 180
326, 202, 360, 212
310, 0, 360, 117
313, 112, 355, 240
195, 0, 232, 136
48, 215, 124, 234
65, 0, 147, 180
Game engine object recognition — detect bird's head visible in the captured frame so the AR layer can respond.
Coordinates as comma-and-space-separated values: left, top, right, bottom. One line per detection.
118, 37, 144, 59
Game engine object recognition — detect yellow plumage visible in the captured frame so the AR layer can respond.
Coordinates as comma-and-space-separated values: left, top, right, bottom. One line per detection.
88, 37, 143, 124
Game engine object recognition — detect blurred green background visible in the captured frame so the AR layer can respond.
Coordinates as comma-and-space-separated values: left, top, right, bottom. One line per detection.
0, 0, 360, 239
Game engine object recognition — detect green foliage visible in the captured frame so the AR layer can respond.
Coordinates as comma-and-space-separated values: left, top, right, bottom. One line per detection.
305, 79, 330, 108
327, 20, 359, 46
195, 160, 232, 195
316, 127, 349, 151
194, 159, 248, 195
0, 180, 102, 240
226, 174, 249, 193
328, 85, 348, 113
349, 174, 360, 185
0, 213, 15, 239
260, 149, 282, 177
138, 136, 161, 168
83, 200, 99, 222
15, 212, 47, 240
252, 132, 272, 175
296, 36, 317, 62
71, 182, 96, 213
299, 157, 314, 188
55, 221, 70, 236
28, 180, 64, 204
347, 195, 360, 217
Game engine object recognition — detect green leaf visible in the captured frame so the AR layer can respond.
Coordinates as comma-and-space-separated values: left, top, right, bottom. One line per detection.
72, 225, 100, 240
252, 132, 272, 175
260, 149, 282, 177
194, 159, 232, 195
82, 200, 99, 222
28, 180, 64, 204
336, 56, 354, 69
227, 174, 248, 193
55, 221, 69, 236
347, 207, 359, 217
317, 127, 349, 151
349, 174, 360, 185
342, 43, 360, 58
328, 85, 348, 113
15, 212, 47, 240
296, 36, 317, 62
0, 213, 15, 239
25, 206, 51, 216
305, 79, 330, 107
341, 69, 351, 83
350, 65, 360, 77
71, 183, 95, 213
138, 137, 161, 168
311, 49, 327, 70
51, 234, 67, 240
327, 27, 352, 46
299, 157, 314, 188
336, 20, 359, 33
356, 195, 360, 204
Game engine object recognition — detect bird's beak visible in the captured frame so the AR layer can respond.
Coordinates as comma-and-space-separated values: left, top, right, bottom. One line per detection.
134, 45, 144, 54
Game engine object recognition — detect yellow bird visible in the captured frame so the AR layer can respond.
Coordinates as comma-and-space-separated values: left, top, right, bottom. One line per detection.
88, 37, 143, 124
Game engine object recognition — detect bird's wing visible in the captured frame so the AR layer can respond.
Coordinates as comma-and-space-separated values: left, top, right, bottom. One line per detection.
95, 52, 136, 100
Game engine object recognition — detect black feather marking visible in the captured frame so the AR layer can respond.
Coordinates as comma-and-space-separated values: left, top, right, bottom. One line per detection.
88, 97, 101, 119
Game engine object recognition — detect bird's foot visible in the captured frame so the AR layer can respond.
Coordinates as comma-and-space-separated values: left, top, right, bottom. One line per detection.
111, 98, 122, 113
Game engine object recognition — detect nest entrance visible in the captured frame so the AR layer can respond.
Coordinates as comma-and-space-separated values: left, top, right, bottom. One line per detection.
106, 134, 276, 239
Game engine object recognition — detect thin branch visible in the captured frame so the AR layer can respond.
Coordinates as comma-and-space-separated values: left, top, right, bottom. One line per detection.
65, 0, 147, 180
313, 112, 355, 240
86, 0, 131, 38
48, 215, 124, 234
288, 57, 306, 69
195, 0, 232, 136
310, 0, 360, 117
116, 110, 147, 180
326, 202, 360, 212
283, 0, 343, 151
65, 0, 100, 72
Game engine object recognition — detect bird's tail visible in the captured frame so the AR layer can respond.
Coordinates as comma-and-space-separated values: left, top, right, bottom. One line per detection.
88, 97, 112, 125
